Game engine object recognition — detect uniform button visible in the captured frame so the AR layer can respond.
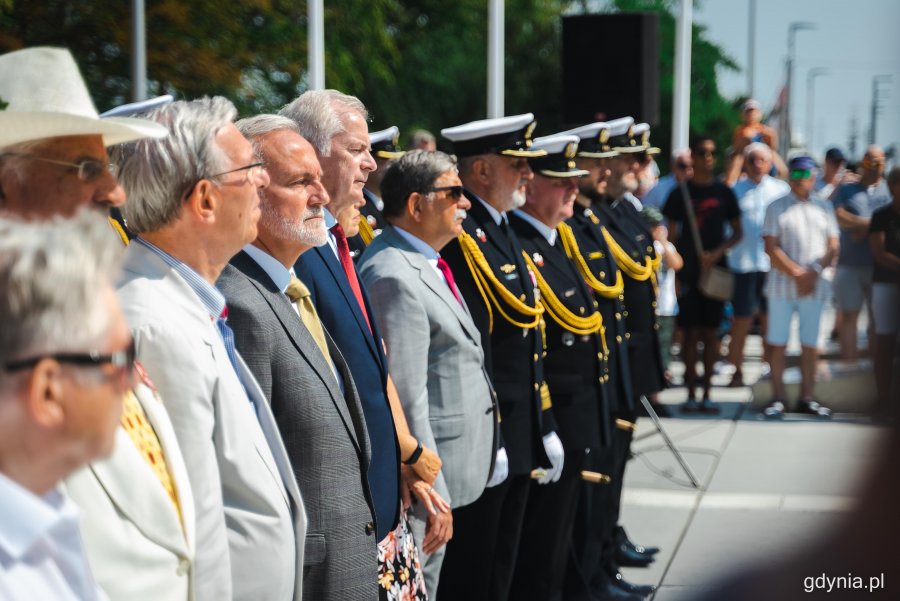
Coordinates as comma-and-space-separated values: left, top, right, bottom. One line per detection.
623, 310, 629, 317
615, 312, 621, 320
176, 558, 190, 576
654, 323, 660, 330
365, 522, 375, 536
619, 294, 625, 301
533, 353, 539, 362
534, 383, 540, 391
519, 293, 526, 301
651, 301, 658, 308
593, 301, 599, 307
616, 335, 622, 343
647, 246, 653, 252
542, 351, 548, 358
598, 377, 603, 383
579, 306, 585, 315
597, 352, 603, 359
599, 271, 606, 278
625, 333, 631, 340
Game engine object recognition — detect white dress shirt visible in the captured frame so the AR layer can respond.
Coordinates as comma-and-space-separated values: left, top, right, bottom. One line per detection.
393, 226, 447, 283
512, 209, 558, 246
0, 473, 107, 601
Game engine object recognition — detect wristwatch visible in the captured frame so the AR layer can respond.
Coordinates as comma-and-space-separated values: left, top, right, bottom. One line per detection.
403, 439, 424, 465
809, 262, 823, 274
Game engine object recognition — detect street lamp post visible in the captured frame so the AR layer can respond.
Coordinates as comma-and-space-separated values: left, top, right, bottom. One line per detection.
784, 21, 815, 156
869, 75, 892, 145
805, 68, 828, 153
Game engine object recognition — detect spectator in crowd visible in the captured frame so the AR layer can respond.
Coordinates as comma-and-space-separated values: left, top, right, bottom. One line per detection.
663, 136, 742, 412
832, 145, 890, 362
114, 97, 307, 601
409, 129, 437, 152
868, 166, 900, 413
219, 115, 383, 600
761, 155, 840, 419
641, 148, 693, 211
359, 149, 499, 593
726, 143, 790, 387
0, 46, 200, 601
0, 47, 165, 218
0, 212, 128, 601
815, 147, 852, 200
732, 99, 777, 151
642, 206, 684, 389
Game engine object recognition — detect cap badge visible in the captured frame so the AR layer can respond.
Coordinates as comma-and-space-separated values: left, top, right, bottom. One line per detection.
524, 121, 537, 147
500, 264, 516, 274
564, 142, 577, 159
599, 129, 610, 144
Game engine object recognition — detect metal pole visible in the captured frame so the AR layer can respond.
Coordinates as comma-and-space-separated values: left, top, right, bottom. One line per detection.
672, 0, 692, 150
869, 76, 893, 145
785, 23, 815, 156
806, 68, 828, 153
131, 0, 147, 102
487, 0, 504, 118
747, 0, 756, 98
308, 0, 325, 90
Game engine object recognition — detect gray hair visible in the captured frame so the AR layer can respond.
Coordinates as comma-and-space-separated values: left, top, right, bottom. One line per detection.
411, 129, 436, 148
279, 90, 368, 156
113, 96, 237, 233
235, 114, 301, 157
744, 142, 772, 160
0, 211, 122, 372
380, 150, 457, 220
670, 147, 691, 163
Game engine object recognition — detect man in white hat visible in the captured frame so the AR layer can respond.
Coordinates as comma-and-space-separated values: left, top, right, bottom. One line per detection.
0, 47, 166, 218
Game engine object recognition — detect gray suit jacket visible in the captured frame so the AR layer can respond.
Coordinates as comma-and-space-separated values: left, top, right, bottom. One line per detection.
217, 251, 378, 601
65, 380, 195, 601
117, 242, 306, 601
359, 227, 498, 508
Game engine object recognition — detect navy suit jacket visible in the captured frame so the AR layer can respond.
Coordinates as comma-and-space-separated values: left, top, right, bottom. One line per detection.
294, 243, 400, 541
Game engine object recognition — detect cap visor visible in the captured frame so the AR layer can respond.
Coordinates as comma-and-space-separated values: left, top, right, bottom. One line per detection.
501, 148, 548, 158
539, 168, 590, 178
577, 150, 619, 159
375, 150, 406, 159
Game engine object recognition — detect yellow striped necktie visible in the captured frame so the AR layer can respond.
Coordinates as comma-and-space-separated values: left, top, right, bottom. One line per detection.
285, 275, 333, 363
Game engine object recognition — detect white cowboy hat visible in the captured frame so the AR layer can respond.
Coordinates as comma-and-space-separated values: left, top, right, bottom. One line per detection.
0, 46, 167, 149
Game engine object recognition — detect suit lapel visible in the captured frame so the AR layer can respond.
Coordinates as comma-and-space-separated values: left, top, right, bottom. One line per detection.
313, 246, 384, 371
90, 427, 189, 557
230, 252, 363, 455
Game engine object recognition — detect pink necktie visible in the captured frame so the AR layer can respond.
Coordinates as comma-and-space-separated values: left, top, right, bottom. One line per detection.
331, 223, 372, 332
436, 257, 463, 306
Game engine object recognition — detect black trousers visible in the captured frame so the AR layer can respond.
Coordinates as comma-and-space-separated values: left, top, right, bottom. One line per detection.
509, 449, 590, 601
438, 473, 531, 601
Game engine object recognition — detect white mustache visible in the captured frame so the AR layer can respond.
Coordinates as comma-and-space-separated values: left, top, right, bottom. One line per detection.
454, 209, 468, 220
304, 207, 324, 220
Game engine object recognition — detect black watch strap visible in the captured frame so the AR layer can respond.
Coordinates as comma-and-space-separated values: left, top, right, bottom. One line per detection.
403, 440, 424, 465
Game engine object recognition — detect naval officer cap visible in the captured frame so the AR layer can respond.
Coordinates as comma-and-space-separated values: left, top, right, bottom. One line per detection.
441, 113, 547, 158
369, 125, 406, 159
528, 134, 590, 178
607, 116, 643, 153
631, 122, 661, 155
558, 122, 618, 158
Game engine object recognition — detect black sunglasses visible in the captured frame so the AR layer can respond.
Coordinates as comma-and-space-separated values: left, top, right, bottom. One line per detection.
4, 339, 136, 374
428, 185, 464, 199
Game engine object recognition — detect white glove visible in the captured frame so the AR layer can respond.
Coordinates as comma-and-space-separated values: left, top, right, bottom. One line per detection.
486, 447, 509, 488
537, 432, 565, 485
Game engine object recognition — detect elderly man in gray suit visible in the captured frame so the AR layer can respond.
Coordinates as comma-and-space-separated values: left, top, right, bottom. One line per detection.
113, 97, 306, 601
358, 150, 500, 594
217, 114, 378, 600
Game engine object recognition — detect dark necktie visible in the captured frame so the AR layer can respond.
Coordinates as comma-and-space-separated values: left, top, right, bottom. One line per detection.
436, 257, 463, 306
331, 223, 372, 332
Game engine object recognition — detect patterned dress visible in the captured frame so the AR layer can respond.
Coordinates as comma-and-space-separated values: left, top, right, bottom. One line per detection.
377, 509, 428, 600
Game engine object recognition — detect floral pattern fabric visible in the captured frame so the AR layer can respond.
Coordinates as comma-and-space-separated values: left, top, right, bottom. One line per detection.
377, 508, 428, 601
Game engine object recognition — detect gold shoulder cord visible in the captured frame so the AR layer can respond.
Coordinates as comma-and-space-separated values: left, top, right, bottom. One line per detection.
108, 216, 130, 246
600, 227, 654, 282
557, 222, 624, 299
457, 231, 543, 332
521, 251, 608, 357
358, 214, 375, 245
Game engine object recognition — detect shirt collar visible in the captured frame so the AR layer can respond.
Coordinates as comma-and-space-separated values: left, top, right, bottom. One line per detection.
324, 209, 338, 229
393, 226, 440, 262
512, 209, 557, 245
242, 244, 293, 294
136, 238, 226, 319
471, 193, 505, 227
0, 473, 75, 560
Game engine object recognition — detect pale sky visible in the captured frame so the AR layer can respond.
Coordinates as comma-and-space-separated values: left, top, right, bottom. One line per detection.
692, 0, 900, 161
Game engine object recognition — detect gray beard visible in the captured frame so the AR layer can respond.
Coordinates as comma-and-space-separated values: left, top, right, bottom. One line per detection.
260, 203, 328, 247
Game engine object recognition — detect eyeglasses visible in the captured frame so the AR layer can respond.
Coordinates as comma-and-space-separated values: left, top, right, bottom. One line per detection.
428, 185, 464, 200
4, 339, 136, 375
210, 161, 266, 183
0, 153, 111, 181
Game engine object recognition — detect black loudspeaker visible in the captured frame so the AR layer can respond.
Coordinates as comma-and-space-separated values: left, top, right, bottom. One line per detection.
562, 13, 660, 126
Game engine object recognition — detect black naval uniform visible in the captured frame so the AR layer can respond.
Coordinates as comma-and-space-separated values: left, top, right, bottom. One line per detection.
438, 191, 553, 601
348, 187, 390, 260
507, 210, 612, 601
562, 204, 647, 598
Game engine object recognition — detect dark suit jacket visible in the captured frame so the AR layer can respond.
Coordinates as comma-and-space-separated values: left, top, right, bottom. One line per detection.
509, 212, 611, 450
592, 199, 665, 397
218, 252, 378, 601
440, 192, 552, 474
294, 243, 400, 541
565, 207, 636, 414
347, 188, 390, 260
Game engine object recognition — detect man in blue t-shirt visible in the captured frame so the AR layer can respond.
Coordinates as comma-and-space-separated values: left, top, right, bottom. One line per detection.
832, 145, 890, 361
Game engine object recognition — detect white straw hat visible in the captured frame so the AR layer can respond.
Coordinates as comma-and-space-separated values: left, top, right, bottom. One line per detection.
0, 46, 167, 149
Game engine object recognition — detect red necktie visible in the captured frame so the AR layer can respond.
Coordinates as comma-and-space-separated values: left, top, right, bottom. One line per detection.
436, 257, 463, 306
331, 223, 372, 332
